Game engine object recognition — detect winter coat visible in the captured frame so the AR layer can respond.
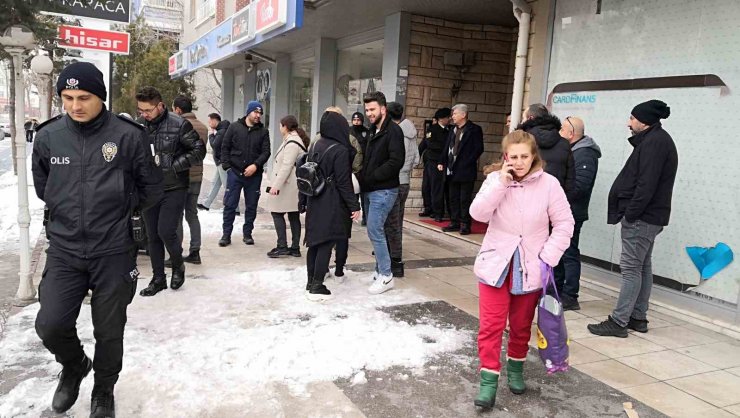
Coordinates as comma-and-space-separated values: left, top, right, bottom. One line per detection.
418, 122, 448, 163
31, 109, 164, 258
312, 131, 362, 173
266, 132, 306, 213
439, 121, 484, 182
181, 112, 209, 183
221, 118, 271, 176
608, 122, 678, 226
520, 115, 576, 200
208, 120, 230, 166
398, 119, 420, 185
358, 116, 405, 192
570, 135, 601, 222
351, 125, 369, 153
303, 112, 361, 247
143, 108, 205, 192
470, 169, 574, 292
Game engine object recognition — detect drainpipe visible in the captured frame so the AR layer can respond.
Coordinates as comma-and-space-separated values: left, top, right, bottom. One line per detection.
509, 0, 532, 132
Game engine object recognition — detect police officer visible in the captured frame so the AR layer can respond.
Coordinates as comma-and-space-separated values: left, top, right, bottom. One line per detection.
418, 107, 451, 222
135, 86, 205, 297
32, 62, 163, 417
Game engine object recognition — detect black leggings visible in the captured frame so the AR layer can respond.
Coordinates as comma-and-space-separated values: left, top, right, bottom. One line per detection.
334, 238, 348, 268
306, 241, 334, 287
271, 212, 301, 249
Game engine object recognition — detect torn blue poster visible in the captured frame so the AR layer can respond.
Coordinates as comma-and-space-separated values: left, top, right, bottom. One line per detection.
685, 242, 734, 280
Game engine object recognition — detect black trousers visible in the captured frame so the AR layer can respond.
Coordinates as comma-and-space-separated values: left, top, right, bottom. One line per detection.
335, 238, 348, 268
307, 241, 334, 285
35, 248, 138, 388
271, 211, 301, 249
448, 180, 474, 226
422, 162, 444, 217
144, 189, 187, 279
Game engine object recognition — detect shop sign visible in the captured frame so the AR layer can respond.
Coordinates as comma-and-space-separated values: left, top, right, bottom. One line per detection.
39, 0, 131, 23
183, 17, 235, 72
254, 0, 288, 35
231, 4, 256, 45
58, 25, 130, 55
168, 50, 186, 76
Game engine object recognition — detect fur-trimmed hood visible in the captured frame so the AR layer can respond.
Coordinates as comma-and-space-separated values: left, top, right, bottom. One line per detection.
519, 114, 564, 150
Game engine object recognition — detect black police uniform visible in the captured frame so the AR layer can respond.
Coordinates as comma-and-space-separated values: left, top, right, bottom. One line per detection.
31, 107, 163, 389
418, 122, 449, 219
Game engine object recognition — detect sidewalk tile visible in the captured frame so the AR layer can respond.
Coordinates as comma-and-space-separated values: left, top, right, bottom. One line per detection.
677, 342, 740, 369
637, 316, 675, 330
667, 370, 740, 407
724, 403, 740, 416
453, 283, 479, 297
727, 367, 740, 377
564, 310, 588, 320
568, 341, 608, 366
617, 350, 717, 380
636, 325, 719, 349
577, 335, 665, 358
446, 297, 479, 318
565, 318, 599, 341
682, 324, 738, 343
418, 282, 474, 301
648, 310, 688, 325
575, 359, 657, 389
577, 300, 615, 318
622, 382, 722, 417
578, 291, 603, 302
417, 267, 474, 285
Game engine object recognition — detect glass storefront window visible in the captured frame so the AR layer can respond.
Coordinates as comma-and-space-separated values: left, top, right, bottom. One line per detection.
290, 58, 314, 135
335, 40, 383, 122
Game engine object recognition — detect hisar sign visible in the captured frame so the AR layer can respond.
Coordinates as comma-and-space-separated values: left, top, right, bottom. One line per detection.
58, 25, 130, 55
39, 0, 131, 23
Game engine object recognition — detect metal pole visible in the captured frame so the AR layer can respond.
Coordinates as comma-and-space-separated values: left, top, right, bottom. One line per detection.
12, 50, 37, 306
509, 0, 532, 132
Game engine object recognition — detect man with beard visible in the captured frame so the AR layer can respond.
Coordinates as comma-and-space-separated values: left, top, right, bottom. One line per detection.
418, 107, 450, 222
219, 101, 271, 247
136, 86, 205, 297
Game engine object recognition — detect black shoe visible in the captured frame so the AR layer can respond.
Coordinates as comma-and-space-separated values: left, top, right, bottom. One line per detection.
164, 258, 172, 268
307, 282, 332, 301
267, 247, 291, 258
196, 203, 209, 211
418, 210, 432, 217
334, 265, 345, 277
170, 263, 185, 290
628, 317, 649, 333
460, 225, 471, 235
442, 223, 460, 232
561, 295, 581, 311
139, 277, 167, 297
183, 250, 201, 265
218, 235, 231, 247
289, 247, 302, 257
433, 216, 443, 222
51, 355, 92, 413
587, 316, 628, 338
90, 385, 115, 418
305, 275, 313, 291
243, 235, 255, 245
391, 258, 404, 278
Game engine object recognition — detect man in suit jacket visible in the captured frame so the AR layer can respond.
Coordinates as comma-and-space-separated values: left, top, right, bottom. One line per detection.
438, 104, 484, 235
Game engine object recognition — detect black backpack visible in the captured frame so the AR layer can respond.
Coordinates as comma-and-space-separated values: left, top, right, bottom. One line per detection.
295, 142, 338, 196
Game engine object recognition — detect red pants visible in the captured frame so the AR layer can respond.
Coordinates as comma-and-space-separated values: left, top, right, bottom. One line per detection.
478, 274, 540, 372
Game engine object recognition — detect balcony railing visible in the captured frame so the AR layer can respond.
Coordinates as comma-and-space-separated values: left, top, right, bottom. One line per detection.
146, 0, 180, 10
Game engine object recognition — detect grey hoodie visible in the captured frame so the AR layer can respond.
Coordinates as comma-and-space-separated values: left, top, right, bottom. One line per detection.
398, 119, 420, 184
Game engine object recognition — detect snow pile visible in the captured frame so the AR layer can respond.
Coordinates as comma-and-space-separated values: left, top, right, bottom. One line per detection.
0, 267, 471, 417
0, 165, 45, 254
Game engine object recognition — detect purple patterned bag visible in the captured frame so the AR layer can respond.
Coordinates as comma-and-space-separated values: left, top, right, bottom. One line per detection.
536, 262, 569, 374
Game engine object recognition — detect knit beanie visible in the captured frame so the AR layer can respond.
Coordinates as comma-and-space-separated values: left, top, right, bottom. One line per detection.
56, 62, 107, 101
631, 100, 670, 125
351, 112, 364, 123
434, 107, 452, 119
246, 100, 263, 116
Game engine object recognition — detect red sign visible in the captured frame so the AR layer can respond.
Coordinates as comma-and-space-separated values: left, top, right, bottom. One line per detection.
58, 25, 130, 55
254, 0, 287, 35
169, 56, 176, 74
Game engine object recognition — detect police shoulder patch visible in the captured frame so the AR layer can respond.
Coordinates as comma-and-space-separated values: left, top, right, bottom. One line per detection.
115, 114, 145, 130
34, 115, 63, 132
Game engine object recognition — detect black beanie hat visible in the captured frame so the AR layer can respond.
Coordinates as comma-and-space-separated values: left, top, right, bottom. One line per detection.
434, 107, 452, 119
56, 62, 107, 101
351, 112, 364, 122
631, 100, 670, 125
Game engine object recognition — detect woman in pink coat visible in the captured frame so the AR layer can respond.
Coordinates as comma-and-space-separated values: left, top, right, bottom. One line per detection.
470, 130, 574, 409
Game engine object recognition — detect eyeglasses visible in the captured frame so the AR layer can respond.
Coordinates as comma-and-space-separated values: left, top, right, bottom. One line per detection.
137, 103, 161, 115
565, 116, 575, 132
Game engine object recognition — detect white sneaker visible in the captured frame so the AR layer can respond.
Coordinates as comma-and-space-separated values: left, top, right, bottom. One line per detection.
368, 274, 394, 295
306, 292, 333, 302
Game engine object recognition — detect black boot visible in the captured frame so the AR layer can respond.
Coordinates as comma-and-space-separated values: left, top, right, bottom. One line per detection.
218, 235, 231, 247
391, 258, 404, 277
183, 250, 201, 264
51, 355, 92, 413
442, 223, 460, 232
267, 247, 291, 258
334, 265, 345, 277
139, 276, 167, 297
307, 280, 332, 302
289, 247, 302, 257
243, 235, 255, 245
170, 262, 185, 290
90, 385, 115, 418
460, 224, 471, 235
305, 274, 313, 291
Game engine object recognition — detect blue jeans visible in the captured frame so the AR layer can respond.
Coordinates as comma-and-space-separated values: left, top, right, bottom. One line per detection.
222, 169, 261, 237
554, 220, 583, 300
203, 164, 228, 209
365, 188, 398, 276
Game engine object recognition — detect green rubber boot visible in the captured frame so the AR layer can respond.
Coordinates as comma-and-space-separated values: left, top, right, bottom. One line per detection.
474, 368, 499, 409
506, 359, 526, 394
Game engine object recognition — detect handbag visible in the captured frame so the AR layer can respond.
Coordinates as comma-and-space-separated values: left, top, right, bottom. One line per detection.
536, 261, 569, 374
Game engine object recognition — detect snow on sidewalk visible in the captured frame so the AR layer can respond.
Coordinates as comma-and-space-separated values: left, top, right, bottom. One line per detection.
0, 165, 45, 254
0, 266, 471, 417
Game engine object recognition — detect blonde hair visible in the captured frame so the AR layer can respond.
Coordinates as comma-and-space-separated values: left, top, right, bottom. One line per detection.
483, 130, 545, 176
325, 106, 344, 116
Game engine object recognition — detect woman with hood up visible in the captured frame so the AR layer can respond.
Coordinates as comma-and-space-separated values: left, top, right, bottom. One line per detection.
302, 111, 362, 301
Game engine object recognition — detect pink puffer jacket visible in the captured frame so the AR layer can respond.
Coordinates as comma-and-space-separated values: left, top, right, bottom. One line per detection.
470, 169, 574, 291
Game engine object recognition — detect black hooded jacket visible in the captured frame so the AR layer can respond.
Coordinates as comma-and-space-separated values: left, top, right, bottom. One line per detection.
221, 117, 271, 176
358, 115, 405, 192
32, 108, 163, 258
303, 112, 361, 247
209, 120, 230, 166
520, 114, 576, 200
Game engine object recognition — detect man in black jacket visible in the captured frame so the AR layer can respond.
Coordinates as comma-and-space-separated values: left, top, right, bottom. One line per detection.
219, 100, 271, 246
589, 100, 678, 338
519, 104, 576, 200
555, 116, 601, 310
135, 86, 205, 297
200, 113, 230, 210
438, 104, 484, 235
419, 107, 450, 221
32, 62, 163, 417
358, 91, 405, 294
